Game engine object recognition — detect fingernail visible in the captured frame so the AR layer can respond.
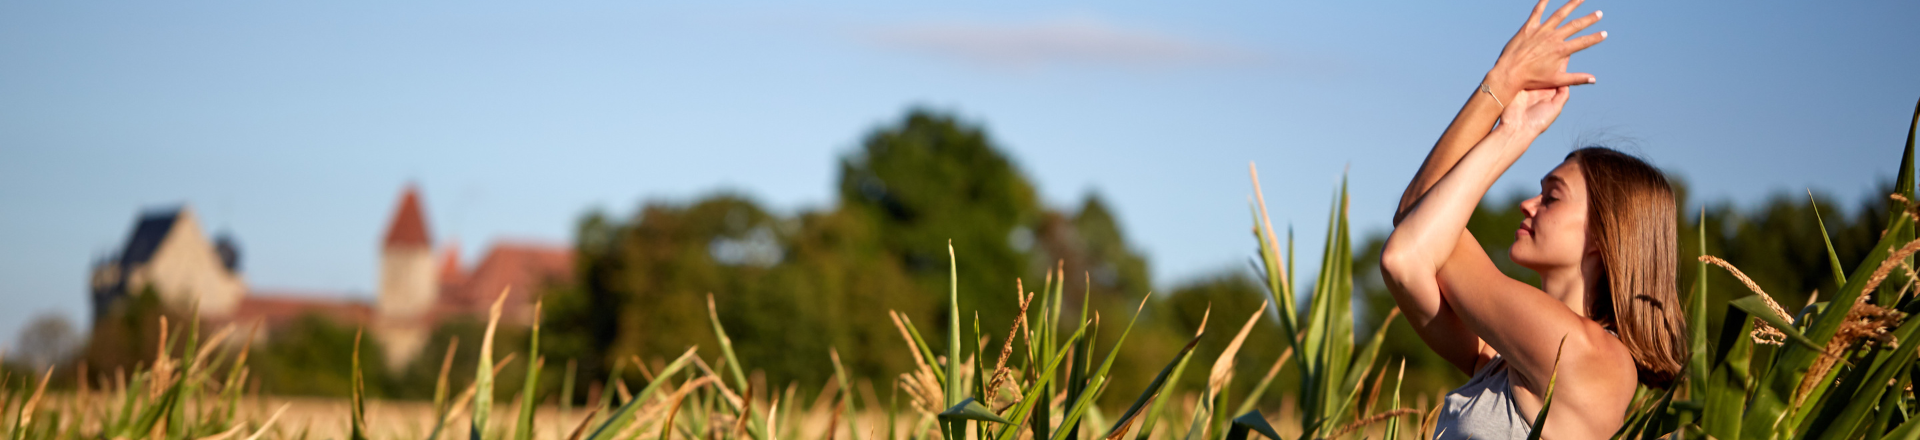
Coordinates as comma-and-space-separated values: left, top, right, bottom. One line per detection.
1600, 30, 1608, 38
1588, 78, 1597, 84
1595, 10, 1603, 19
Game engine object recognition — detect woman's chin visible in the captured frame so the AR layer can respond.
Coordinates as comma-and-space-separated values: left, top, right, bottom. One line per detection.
1509, 247, 1542, 269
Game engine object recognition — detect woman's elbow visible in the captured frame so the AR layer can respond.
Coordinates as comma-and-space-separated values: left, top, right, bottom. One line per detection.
1378, 240, 1423, 282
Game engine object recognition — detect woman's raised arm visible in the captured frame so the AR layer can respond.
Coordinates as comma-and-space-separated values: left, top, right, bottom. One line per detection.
1396, 0, 1605, 223
1384, 0, 1605, 373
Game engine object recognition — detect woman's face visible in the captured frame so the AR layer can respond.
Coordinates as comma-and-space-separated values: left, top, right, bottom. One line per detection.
1511, 159, 1592, 270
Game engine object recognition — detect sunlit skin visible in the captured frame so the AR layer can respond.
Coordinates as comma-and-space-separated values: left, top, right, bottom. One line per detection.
1377, 0, 1640, 438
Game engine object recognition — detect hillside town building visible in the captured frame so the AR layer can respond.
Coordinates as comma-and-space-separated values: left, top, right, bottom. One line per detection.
89, 186, 572, 369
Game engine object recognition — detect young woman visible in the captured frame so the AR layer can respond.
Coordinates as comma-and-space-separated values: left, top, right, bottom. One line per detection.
1378, 1, 1689, 438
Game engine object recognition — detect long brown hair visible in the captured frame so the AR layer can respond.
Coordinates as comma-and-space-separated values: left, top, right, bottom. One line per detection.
1570, 147, 1689, 388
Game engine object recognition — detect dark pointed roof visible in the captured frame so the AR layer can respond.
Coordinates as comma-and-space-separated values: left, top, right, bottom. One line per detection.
383, 186, 432, 249
121, 207, 183, 267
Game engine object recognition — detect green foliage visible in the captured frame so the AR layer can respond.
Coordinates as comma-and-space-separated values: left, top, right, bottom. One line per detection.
840, 109, 1045, 337
253, 314, 389, 397
545, 108, 1156, 398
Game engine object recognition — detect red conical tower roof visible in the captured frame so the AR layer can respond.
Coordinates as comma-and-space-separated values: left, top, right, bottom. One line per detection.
383, 185, 432, 249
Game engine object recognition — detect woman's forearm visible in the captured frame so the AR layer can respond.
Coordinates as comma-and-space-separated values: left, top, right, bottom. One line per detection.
1395, 74, 1517, 226
1386, 127, 1532, 272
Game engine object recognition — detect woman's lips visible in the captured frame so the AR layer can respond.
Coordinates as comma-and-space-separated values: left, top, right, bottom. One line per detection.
1518, 223, 1533, 236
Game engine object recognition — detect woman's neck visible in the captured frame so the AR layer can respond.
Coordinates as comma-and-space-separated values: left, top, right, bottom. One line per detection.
1538, 258, 1606, 319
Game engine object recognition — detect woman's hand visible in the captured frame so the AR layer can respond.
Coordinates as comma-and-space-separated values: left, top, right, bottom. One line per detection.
1487, 0, 1607, 97
1500, 86, 1571, 138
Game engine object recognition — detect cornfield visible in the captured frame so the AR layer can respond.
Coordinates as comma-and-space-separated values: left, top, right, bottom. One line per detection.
4, 100, 1919, 440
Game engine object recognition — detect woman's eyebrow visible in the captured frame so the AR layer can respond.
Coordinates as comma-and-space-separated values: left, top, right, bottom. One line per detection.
1540, 175, 1566, 189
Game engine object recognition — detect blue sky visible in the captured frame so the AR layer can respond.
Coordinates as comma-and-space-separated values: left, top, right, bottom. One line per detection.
2, 0, 1917, 348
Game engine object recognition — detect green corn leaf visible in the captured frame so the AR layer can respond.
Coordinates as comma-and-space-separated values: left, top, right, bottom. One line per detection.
1225, 411, 1282, 440
1702, 305, 1755, 440
1867, 362, 1915, 440
110, 371, 148, 434
221, 326, 256, 426
1687, 209, 1712, 407
994, 323, 1087, 440
1177, 387, 1213, 440
1299, 180, 1354, 439
1621, 387, 1675, 440
898, 313, 948, 387
118, 381, 183, 440
1051, 378, 1110, 440
1525, 337, 1568, 440
706, 295, 768, 439
1249, 165, 1300, 349
1810, 193, 1848, 287
1055, 295, 1152, 439
1105, 333, 1205, 440
1063, 281, 1094, 440
1884, 415, 1920, 440
583, 348, 699, 440
941, 397, 1011, 424
831, 348, 862, 440
1889, 97, 1920, 308
1808, 311, 1920, 440
515, 303, 545, 440
1728, 296, 1820, 350
351, 329, 369, 440
1031, 272, 1062, 440
473, 291, 511, 440
1384, 360, 1406, 440
1137, 334, 1198, 440
948, 242, 963, 409
1328, 311, 1398, 426
975, 312, 989, 415
595, 361, 623, 412
1232, 348, 1291, 418
432, 338, 460, 430
512, 358, 544, 440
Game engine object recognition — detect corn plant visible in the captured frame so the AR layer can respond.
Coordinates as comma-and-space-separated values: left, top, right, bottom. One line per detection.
1610, 98, 1920, 440
0, 311, 292, 440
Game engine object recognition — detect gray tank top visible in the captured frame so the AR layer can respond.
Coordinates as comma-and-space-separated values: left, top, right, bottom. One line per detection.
1433, 355, 1532, 439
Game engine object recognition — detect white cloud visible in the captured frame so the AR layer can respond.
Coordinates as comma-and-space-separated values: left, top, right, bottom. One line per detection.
863, 16, 1266, 70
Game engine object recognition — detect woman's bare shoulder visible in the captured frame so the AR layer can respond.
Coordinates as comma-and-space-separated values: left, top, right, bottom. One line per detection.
1562, 320, 1641, 409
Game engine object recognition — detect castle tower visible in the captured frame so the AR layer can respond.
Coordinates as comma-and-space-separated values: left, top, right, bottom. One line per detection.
376, 186, 436, 368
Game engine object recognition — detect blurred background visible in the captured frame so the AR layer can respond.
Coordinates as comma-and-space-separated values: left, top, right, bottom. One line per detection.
3, 0, 1919, 402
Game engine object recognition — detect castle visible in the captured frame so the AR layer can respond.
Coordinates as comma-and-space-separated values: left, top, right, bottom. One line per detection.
89, 186, 573, 369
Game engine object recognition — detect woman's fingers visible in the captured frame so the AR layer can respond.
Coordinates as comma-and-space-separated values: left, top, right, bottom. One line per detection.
1564, 31, 1608, 54
1543, 0, 1585, 31
1554, 11, 1602, 39
1550, 72, 1598, 87
1525, 0, 1552, 30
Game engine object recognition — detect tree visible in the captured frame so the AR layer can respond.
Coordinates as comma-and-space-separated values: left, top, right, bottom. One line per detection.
14, 312, 80, 370
838, 108, 1045, 337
